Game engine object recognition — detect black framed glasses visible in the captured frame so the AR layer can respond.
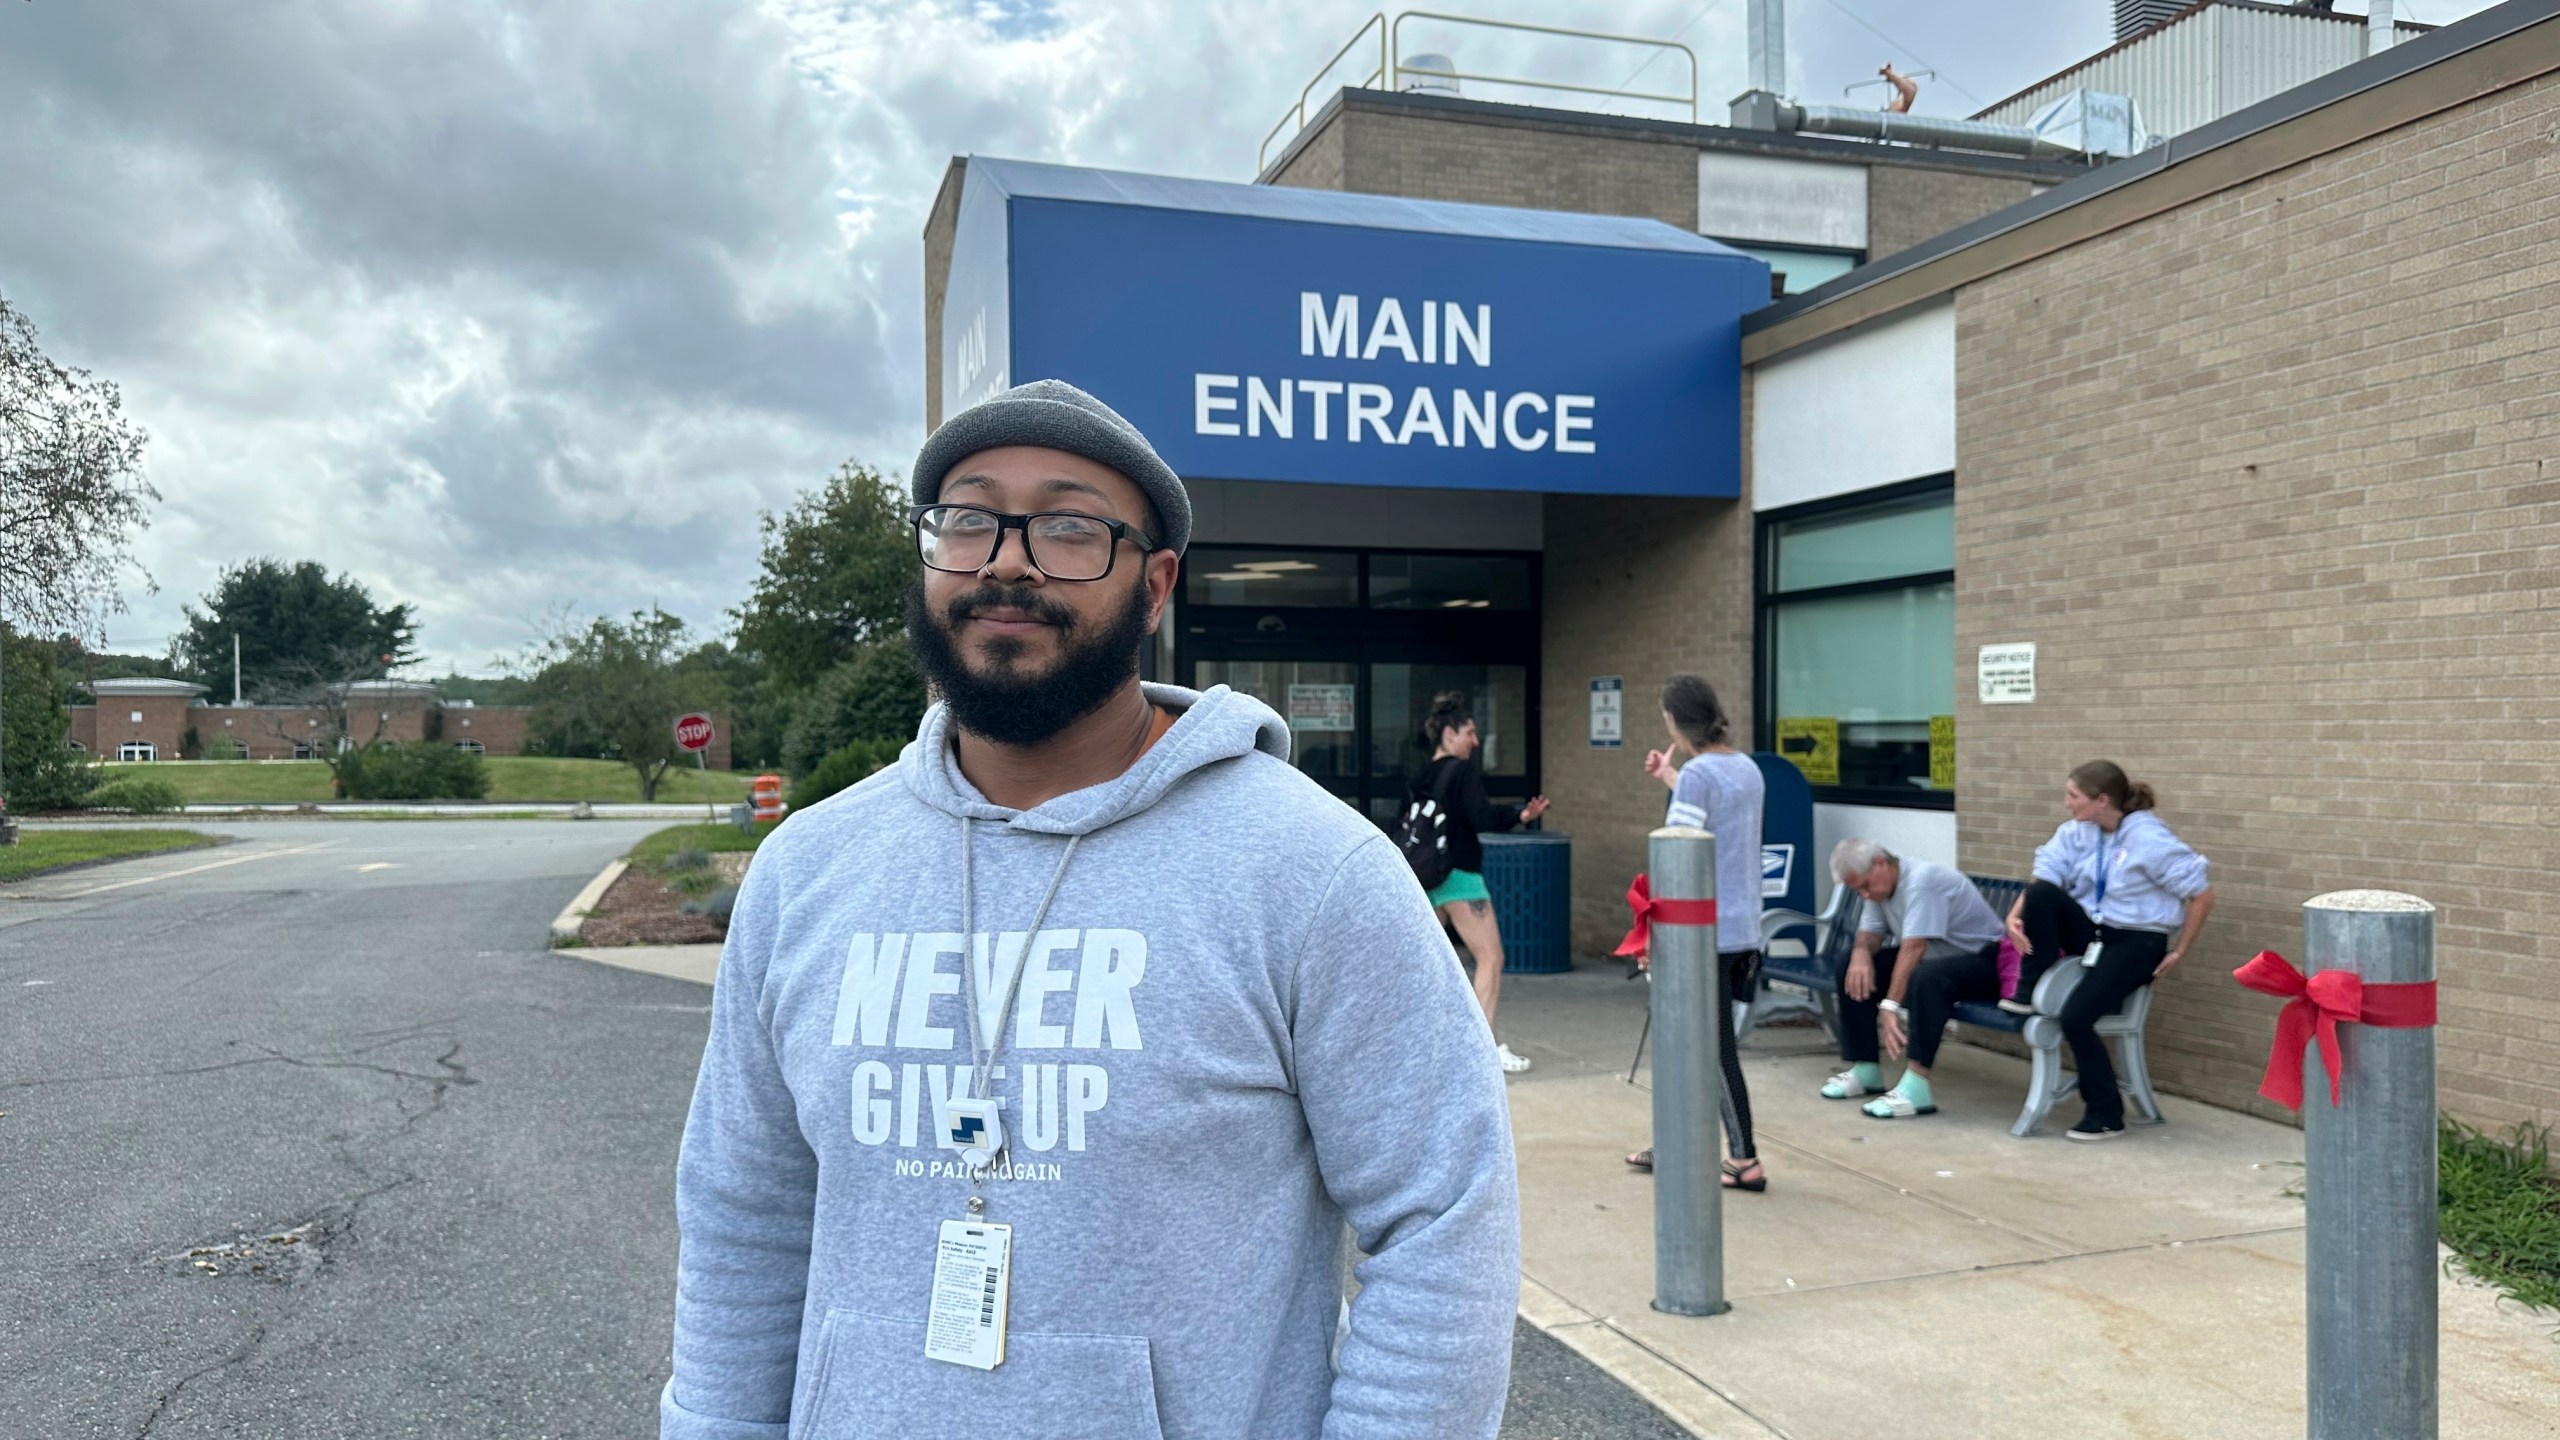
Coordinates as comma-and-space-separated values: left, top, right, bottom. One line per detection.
911, 503, 1156, 582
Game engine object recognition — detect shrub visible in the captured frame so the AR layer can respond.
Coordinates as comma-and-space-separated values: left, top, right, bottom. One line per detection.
344, 741, 490, 800
87, 777, 187, 814
790, 738, 900, 811
779, 643, 926, 778
202, 733, 250, 761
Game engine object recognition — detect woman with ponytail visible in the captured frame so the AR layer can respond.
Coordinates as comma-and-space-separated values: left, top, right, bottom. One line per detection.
1417, 691, 1551, 1074
1625, 676, 1767, 1191
2003, 760, 2214, 1140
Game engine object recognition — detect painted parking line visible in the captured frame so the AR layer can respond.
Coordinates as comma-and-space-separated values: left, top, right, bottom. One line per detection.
59, 842, 339, 898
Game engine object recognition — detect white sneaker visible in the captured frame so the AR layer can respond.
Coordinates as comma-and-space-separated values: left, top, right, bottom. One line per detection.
1495, 1042, 1533, 1074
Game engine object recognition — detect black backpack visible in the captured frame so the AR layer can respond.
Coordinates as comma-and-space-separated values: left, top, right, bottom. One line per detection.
1397, 762, 1459, 890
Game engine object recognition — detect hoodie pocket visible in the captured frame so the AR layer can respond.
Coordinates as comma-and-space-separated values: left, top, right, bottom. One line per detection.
800, 1308, 1167, 1440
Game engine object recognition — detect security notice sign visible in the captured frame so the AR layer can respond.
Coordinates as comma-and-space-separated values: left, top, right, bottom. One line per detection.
1978, 643, 2036, 704
1285, 683, 1355, 733
1774, 716, 1839, 786
1589, 677, 1623, 749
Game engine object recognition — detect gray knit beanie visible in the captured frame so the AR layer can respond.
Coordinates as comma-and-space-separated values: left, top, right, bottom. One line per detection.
911, 379, 1191, 555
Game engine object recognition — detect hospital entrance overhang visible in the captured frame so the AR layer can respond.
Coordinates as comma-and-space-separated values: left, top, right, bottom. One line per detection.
938, 157, 1768, 821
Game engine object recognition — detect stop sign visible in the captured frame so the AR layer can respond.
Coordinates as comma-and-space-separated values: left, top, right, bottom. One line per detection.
673, 713, 715, 751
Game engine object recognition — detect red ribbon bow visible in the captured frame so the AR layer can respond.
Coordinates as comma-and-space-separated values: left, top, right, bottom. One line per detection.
2231, 950, 2436, 1109
1614, 873, 1718, 958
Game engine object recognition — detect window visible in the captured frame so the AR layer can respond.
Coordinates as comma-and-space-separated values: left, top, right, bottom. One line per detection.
1367, 554, 1534, 611
1758, 479, 1955, 806
118, 742, 157, 762
1184, 549, 1359, 607
1711, 240, 1863, 296
129, 710, 144, 724
292, 741, 317, 760
454, 739, 486, 754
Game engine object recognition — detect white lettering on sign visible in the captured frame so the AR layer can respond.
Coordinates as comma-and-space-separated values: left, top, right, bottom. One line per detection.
1227, 293, 1585, 454
1978, 643, 2037, 705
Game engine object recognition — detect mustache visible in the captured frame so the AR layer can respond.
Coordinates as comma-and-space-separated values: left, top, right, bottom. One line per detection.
945, 585, 1077, 630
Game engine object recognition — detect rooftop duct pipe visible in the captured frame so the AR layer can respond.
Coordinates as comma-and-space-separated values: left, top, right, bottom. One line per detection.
1769, 102, 2084, 158
2369, 0, 2396, 55
1747, 0, 1784, 94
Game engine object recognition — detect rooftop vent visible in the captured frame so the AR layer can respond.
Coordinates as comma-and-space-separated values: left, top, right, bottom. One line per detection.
2114, 0, 2186, 42
1398, 52, 1460, 97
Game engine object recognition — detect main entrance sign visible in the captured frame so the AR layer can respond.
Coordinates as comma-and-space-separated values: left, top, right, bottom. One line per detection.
943, 158, 1767, 498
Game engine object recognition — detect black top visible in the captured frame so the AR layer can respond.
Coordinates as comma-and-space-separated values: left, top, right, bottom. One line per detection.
1415, 756, 1521, 875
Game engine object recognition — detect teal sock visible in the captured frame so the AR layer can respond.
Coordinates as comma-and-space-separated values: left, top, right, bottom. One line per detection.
1851, 1061, 1883, 1090
1894, 1071, 1934, 1109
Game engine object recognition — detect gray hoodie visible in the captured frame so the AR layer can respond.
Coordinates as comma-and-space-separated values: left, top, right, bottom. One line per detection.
662, 683, 1520, 1440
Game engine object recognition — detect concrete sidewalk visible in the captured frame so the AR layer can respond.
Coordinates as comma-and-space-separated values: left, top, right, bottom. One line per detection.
1494, 963, 2560, 1439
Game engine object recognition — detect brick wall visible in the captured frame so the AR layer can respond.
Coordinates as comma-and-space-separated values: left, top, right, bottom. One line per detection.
1866, 165, 2038, 261
1340, 109, 1699, 227
1543, 489, 1756, 955
1264, 116, 1344, 191
1953, 70, 2560, 1132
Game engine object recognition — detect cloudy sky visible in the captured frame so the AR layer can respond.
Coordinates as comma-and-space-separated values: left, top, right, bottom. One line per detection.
0, 0, 2501, 671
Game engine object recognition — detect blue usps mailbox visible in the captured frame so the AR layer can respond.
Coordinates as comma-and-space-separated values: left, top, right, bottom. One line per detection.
1752, 752, 1817, 944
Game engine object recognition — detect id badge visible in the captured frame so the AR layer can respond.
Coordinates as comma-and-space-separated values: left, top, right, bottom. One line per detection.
2082, 940, 2104, 969
940, 1096, 1005, 1171
925, 1219, 1012, 1370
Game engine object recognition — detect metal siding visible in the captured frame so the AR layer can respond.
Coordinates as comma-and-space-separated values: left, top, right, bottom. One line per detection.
1978, 9, 2430, 140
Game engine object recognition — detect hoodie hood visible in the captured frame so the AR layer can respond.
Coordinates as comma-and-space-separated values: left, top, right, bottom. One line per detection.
897, 682, 1291, 836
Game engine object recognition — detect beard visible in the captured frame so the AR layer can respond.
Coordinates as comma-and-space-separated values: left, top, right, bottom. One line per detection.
904, 575, 1153, 748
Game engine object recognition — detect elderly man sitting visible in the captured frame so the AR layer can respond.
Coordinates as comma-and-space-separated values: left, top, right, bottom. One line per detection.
1822, 839, 2008, 1119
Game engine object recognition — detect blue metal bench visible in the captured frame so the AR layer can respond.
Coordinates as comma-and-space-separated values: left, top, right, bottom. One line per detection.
1740, 873, 2165, 1138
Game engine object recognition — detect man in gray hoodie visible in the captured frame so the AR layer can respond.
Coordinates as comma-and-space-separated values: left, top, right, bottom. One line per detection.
662, 379, 1520, 1440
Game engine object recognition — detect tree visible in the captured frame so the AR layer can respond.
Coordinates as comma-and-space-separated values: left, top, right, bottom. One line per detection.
524, 609, 717, 802
0, 293, 156, 638
249, 645, 437, 798
172, 559, 418, 701
731, 461, 912, 692
779, 641, 926, 778
1, 628, 99, 812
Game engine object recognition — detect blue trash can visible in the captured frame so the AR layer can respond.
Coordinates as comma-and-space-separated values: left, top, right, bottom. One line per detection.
1480, 832, 1573, 974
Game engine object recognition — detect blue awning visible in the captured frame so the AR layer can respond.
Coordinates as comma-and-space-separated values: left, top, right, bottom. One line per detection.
942, 157, 1768, 499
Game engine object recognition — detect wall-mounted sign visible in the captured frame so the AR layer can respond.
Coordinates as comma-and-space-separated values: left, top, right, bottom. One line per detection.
1588, 677, 1623, 749
1761, 843, 1794, 899
1285, 683, 1355, 733
1774, 716, 1839, 786
1929, 715, 1955, 791
944, 158, 1768, 498
1978, 643, 2037, 705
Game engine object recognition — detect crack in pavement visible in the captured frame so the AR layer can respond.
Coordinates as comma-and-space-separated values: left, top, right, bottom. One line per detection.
0, 1040, 481, 1094
133, 1322, 269, 1439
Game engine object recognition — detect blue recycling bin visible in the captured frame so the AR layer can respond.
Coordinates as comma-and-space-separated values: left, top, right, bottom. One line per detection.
1480, 832, 1573, 974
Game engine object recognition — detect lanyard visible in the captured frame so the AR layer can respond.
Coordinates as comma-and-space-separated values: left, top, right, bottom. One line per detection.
2092, 831, 2119, 918
953, 817, 1083, 1175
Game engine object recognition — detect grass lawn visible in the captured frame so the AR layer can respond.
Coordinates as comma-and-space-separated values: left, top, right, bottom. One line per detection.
2440, 1119, 2560, 1315
627, 822, 768, 875
0, 828, 216, 882
91, 757, 753, 805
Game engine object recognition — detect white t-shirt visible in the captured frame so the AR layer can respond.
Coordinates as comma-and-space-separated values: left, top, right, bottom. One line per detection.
1665, 752, 1764, 953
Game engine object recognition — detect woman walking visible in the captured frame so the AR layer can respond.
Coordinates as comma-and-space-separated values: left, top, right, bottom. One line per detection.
2002, 760, 2214, 1141
1626, 676, 1766, 1191
1415, 691, 1551, 1074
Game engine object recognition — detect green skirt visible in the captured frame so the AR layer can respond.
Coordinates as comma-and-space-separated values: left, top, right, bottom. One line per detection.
1426, 868, 1492, 907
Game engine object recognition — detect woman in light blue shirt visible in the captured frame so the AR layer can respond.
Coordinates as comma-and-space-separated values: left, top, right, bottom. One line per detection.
1625, 676, 1766, 1191
2002, 760, 2215, 1140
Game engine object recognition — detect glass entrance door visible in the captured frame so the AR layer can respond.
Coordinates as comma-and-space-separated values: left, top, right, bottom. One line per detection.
1189, 654, 1362, 806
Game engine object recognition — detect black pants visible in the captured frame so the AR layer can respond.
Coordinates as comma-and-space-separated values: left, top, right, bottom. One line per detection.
2062, 927, 2168, 1130
2016, 879, 2098, 998
1838, 943, 2002, 1071
1717, 950, 1759, 1161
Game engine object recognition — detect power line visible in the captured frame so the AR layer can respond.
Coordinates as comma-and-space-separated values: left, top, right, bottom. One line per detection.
1607, 0, 1732, 108
1817, 0, 1984, 107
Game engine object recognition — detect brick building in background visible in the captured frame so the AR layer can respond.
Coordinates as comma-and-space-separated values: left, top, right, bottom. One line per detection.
66, 678, 730, 771
915, 0, 2560, 1135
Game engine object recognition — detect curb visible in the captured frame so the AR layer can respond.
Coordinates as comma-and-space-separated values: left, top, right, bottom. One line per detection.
1516, 1277, 1781, 1439
550, 859, 628, 943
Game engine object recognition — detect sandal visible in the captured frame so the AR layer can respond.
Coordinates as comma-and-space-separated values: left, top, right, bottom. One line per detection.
1627, 1148, 1653, 1170
1821, 1069, 1887, 1100
1722, 1159, 1767, 1192
1862, 1091, 1938, 1119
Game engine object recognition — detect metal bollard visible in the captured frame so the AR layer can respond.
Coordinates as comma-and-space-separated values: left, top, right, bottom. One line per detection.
2301, 890, 2437, 1440
1647, 825, 1727, 1317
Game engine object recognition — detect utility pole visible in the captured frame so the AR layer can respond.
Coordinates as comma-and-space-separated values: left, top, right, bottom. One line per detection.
233, 632, 243, 706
